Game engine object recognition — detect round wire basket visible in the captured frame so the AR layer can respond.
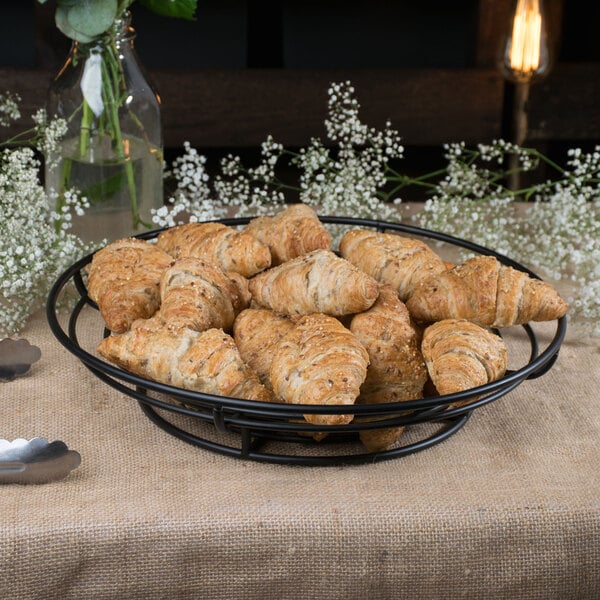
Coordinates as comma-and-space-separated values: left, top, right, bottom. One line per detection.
46, 216, 567, 466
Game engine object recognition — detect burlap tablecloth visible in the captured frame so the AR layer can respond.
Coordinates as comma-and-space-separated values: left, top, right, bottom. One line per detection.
1, 308, 599, 600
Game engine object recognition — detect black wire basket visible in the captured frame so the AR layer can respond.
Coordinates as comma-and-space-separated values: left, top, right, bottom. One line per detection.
46, 216, 567, 466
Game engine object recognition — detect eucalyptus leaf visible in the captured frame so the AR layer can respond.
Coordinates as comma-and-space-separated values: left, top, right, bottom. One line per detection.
81, 169, 127, 203
138, 0, 197, 20
55, 5, 96, 42
67, 0, 119, 38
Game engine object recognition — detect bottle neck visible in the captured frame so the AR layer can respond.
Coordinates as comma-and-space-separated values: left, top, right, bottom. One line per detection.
72, 11, 136, 57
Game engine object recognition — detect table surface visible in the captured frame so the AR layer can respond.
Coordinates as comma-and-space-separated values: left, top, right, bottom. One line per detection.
2, 298, 600, 598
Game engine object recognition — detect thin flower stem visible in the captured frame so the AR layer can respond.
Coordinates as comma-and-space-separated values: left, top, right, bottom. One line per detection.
0, 127, 41, 147
53, 157, 73, 234
79, 98, 93, 158
529, 149, 566, 175
100, 45, 143, 228
385, 164, 447, 183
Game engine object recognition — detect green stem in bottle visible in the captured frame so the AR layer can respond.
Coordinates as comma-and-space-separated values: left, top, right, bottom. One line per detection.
99, 43, 143, 229
79, 97, 93, 158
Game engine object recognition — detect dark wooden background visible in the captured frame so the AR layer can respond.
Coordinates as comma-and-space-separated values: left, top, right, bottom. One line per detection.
1, 0, 599, 182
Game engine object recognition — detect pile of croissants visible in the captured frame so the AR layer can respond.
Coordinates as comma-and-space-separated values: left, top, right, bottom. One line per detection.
89, 203, 568, 452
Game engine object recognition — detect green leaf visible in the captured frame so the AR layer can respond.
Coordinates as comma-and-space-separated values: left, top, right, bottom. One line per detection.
81, 169, 128, 204
67, 0, 119, 38
138, 0, 197, 20
55, 5, 97, 42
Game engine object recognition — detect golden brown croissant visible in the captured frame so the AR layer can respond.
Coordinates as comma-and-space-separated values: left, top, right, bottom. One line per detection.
87, 238, 173, 333
248, 249, 379, 316
339, 229, 447, 301
156, 221, 271, 277
97, 319, 273, 402
232, 308, 294, 388
350, 285, 428, 451
421, 318, 508, 404
158, 258, 250, 332
244, 203, 331, 265
406, 255, 569, 327
269, 313, 369, 426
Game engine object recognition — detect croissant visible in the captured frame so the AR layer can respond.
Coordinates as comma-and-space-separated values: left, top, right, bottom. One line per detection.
87, 238, 173, 333
244, 203, 331, 265
156, 221, 271, 277
350, 285, 428, 451
248, 249, 379, 316
421, 319, 508, 405
339, 229, 447, 301
232, 308, 294, 388
158, 258, 250, 332
406, 255, 569, 327
97, 319, 273, 402
269, 313, 369, 426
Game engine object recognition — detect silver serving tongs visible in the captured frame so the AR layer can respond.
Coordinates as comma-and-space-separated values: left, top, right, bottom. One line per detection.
0, 438, 81, 484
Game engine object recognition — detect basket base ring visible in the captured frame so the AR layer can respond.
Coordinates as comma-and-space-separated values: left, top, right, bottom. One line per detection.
137, 399, 472, 466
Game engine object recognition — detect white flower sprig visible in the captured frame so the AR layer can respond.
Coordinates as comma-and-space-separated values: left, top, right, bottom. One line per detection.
160, 81, 405, 226
416, 141, 600, 336
0, 93, 93, 336
161, 81, 599, 336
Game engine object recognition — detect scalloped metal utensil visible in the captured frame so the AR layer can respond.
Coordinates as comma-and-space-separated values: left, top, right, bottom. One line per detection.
0, 338, 41, 381
0, 437, 81, 484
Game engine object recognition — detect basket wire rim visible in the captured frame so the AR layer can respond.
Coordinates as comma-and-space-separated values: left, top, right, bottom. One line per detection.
45, 215, 567, 464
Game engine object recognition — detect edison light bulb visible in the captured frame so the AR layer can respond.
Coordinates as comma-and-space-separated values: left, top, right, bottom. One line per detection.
499, 0, 553, 83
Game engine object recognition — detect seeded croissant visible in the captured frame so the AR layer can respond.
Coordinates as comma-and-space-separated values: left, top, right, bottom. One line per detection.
233, 308, 294, 388
156, 221, 271, 277
244, 203, 331, 265
87, 238, 172, 333
339, 229, 447, 301
350, 285, 428, 451
158, 257, 250, 332
97, 319, 273, 402
269, 313, 369, 426
406, 255, 569, 327
421, 319, 508, 404
248, 249, 379, 317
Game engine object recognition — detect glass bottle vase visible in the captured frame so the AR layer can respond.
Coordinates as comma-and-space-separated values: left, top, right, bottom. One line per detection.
45, 12, 163, 244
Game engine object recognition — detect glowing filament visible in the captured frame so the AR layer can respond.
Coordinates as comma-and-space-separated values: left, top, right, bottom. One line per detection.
509, 0, 542, 75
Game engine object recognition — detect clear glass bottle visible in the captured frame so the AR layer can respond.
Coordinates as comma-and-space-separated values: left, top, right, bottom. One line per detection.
46, 12, 163, 244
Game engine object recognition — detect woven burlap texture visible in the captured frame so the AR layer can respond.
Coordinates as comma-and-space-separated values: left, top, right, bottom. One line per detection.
1, 311, 599, 600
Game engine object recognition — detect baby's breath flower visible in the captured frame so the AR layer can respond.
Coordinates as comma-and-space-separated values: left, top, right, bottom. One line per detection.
151, 84, 600, 336
32, 109, 68, 164
0, 92, 21, 127
0, 146, 92, 335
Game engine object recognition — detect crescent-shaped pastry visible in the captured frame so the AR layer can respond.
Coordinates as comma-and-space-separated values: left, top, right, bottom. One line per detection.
269, 313, 369, 426
87, 238, 172, 333
248, 249, 379, 316
244, 203, 331, 265
339, 229, 447, 301
156, 221, 271, 277
406, 256, 569, 327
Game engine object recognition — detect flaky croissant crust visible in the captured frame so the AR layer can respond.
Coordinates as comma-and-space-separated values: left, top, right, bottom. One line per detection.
97, 318, 273, 402
87, 238, 173, 334
406, 255, 569, 327
269, 313, 369, 426
339, 229, 447, 301
156, 221, 271, 277
159, 257, 250, 333
249, 249, 379, 316
233, 308, 294, 388
244, 203, 331, 265
421, 318, 508, 399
